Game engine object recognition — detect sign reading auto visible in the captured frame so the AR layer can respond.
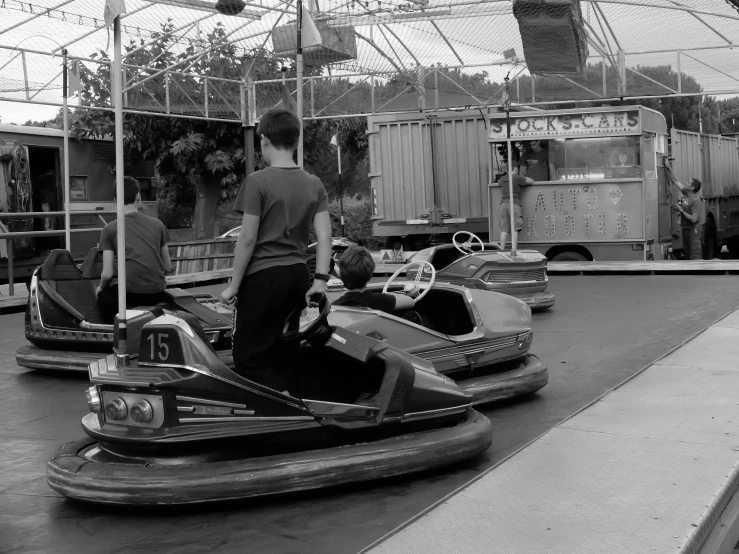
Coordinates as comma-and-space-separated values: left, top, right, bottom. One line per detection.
488, 111, 640, 140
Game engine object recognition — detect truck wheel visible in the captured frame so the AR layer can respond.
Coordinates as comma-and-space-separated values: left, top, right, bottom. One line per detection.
551, 251, 588, 262
703, 218, 719, 260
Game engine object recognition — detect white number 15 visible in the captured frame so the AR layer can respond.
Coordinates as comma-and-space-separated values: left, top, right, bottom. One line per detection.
147, 333, 170, 361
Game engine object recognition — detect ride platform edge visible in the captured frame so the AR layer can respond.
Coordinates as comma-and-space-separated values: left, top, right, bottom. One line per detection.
364, 305, 739, 554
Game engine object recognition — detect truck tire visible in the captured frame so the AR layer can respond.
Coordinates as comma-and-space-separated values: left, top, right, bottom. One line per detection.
551, 251, 588, 262
703, 218, 719, 260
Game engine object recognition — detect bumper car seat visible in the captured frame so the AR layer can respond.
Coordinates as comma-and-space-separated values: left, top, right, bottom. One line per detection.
80, 247, 105, 289
38, 249, 105, 325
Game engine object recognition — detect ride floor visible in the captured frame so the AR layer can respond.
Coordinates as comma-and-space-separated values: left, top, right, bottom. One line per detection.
3, 276, 739, 554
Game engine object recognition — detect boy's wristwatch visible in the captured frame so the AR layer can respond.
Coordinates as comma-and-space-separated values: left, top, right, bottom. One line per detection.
313, 273, 331, 282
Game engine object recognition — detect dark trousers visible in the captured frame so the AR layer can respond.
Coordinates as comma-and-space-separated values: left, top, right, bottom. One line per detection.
97, 285, 167, 323
232, 264, 310, 391
682, 226, 703, 260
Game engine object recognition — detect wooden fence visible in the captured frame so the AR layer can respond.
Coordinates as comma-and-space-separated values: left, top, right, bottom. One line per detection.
168, 237, 237, 275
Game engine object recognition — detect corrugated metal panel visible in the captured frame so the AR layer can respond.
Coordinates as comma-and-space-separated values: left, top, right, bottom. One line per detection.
704, 135, 739, 198
371, 115, 488, 222
670, 129, 702, 188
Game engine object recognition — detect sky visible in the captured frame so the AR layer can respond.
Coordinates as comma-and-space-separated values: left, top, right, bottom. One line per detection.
0, 101, 60, 125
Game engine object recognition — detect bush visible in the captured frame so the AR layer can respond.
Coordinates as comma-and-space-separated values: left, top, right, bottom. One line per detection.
314, 195, 382, 249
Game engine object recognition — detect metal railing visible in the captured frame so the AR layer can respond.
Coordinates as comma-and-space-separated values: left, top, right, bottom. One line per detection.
0, 210, 116, 296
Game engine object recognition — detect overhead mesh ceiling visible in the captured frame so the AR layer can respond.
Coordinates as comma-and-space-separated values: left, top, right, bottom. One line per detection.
1, 0, 739, 121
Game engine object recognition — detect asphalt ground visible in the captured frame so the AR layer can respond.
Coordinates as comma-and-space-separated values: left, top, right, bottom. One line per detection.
2, 275, 739, 554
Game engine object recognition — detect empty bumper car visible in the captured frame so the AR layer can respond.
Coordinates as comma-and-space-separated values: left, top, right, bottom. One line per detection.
17, 249, 232, 371
407, 232, 555, 311
47, 296, 492, 505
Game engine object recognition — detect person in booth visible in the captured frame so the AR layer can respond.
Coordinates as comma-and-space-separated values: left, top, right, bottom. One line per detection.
96, 176, 173, 322
518, 140, 558, 181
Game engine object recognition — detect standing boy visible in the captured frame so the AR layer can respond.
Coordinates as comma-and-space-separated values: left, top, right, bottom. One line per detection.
221, 108, 332, 391
497, 170, 534, 254
664, 159, 703, 260
518, 140, 557, 181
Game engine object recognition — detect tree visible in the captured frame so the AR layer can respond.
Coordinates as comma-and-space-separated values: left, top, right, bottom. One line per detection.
72, 22, 262, 238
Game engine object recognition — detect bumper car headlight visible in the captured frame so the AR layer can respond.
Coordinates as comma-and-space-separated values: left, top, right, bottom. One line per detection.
130, 400, 154, 424
86, 386, 102, 413
517, 331, 533, 350
104, 397, 128, 421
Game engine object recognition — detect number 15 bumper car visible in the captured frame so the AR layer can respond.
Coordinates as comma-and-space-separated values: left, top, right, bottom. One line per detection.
16, 249, 232, 371
46, 295, 492, 505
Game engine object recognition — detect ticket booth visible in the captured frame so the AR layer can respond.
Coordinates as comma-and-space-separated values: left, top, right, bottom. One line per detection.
488, 106, 670, 261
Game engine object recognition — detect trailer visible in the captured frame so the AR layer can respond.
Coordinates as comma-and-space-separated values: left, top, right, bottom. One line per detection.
0, 124, 155, 284
368, 110, 493, 250
368, 105, 739, 260
487, 106, 739, 261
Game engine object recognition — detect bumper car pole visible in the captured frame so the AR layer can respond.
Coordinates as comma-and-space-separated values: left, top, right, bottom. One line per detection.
113, 15, 128, 364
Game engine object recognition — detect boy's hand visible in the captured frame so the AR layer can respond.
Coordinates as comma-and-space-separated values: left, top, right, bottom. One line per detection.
305, 281, 326, 306
220, 284, 239, 305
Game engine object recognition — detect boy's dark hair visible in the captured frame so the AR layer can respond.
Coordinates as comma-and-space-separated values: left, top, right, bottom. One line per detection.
113, 176, 141, 205
339, 246, 375, 290
257, 108, 300, 150
690, 178, 702, 193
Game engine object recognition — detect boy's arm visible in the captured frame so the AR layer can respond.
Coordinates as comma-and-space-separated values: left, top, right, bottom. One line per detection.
221, 213, 259, 303
305, 210, 332, 304
664, 159, 686, 192
97, 250, 115, 294
677, 199, 700, 224
160, 245, 173, 274
392, 293, 415, 311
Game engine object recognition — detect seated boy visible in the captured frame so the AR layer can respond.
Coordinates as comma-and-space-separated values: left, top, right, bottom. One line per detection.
96, 176, 173, 323
220, 108, 332, 392
334, 246, 416, 314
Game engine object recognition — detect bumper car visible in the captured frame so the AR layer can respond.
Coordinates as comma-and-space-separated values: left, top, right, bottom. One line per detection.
406, 232, 555, 311
46, 295, 492, 505
326, 261, 548, 406
16, 248, 232, 371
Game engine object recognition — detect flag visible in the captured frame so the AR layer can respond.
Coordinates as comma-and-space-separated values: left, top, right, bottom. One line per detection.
330, 134, 338, 148
301, 7, 322, 48
66, 59, 81, 98
330, 133, 341, 174
104, 0, 127, 26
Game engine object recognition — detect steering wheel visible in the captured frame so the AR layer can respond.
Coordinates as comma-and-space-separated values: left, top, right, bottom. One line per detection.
453, 231, 485, 255
281, 293, 331, 344
383, 261, 436, 302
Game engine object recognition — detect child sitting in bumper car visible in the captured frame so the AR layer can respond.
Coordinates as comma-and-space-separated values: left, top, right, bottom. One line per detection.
334, 246, 420, 319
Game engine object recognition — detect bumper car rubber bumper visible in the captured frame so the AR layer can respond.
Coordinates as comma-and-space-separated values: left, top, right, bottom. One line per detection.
16, 344, 234, 371
512, 290, 555, 311
458, 354, 548, 406
46, 408, 491, 505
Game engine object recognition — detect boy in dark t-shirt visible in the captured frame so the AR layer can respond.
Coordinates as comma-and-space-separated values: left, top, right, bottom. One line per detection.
334, 246, 415, 314
220, 108, 332, 392
96, 176, 173, 322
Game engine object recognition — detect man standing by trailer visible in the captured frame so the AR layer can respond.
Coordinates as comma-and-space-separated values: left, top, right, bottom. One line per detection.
664, 159, 703, 260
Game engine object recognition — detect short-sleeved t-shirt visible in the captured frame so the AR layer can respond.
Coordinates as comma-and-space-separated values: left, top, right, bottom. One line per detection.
333, 289, 397, 314
518, 147, 550, 181
498, 174, 528, 204
233, 167, 328, 277
679, 193, 702, 229
99, 211, 171, 294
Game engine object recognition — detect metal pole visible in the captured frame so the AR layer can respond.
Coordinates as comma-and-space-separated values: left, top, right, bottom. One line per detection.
113, 16, 128, 360
337, 127, 344, 237
296, 0, 304, 167
505, 75, 515, 257
62, 49, 71, 252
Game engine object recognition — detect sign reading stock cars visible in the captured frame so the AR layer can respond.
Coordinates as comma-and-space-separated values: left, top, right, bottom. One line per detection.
488, 110, 640, 139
